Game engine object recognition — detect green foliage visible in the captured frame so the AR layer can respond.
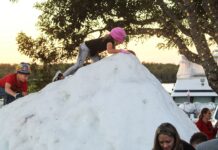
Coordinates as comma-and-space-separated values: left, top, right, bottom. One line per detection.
33, 0, 218, 64
143, 62, 178, 83
0, 64, 16, 77
16, 32, 71, 64
28, 63, 72, 92
9, 0, 18, 2
15, 0, 218, 93
33, 0, 157, 57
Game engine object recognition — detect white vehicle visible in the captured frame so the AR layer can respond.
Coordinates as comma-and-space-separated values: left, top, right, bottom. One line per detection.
171, 54, 218, 104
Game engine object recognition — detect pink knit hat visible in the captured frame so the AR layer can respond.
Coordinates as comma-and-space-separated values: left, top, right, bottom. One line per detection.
110, 27, 127, 42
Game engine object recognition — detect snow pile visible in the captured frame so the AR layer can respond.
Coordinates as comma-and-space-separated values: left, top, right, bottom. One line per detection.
0, 54, 198, 150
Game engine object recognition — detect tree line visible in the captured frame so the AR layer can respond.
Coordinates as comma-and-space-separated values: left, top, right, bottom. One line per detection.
0, 63, 178, 93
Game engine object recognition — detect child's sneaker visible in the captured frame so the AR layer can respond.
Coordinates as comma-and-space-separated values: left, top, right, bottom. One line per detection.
52, 70, 64, 82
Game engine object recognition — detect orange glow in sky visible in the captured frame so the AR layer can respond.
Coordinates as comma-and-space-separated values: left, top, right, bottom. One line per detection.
0, 0, 181, 65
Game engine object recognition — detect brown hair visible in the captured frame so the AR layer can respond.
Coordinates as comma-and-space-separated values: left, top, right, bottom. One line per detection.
152, 122, 183, 150
190, 132, 208, 146
199, 108, 209, 120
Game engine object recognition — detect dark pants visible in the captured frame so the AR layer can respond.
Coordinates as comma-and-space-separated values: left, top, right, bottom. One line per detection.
0, 87, 5, 100
0, 87, 5, 105
4, 94, 16, 105
0, 87, 16, 105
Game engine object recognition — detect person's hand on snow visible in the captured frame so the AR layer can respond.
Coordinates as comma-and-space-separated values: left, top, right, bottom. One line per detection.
119, 49, 130, 54
15, 93, 23, 99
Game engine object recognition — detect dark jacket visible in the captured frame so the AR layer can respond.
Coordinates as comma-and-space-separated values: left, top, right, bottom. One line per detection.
85, 35, 115, 56
182, 140, 196, 150
196, 139, 218, 150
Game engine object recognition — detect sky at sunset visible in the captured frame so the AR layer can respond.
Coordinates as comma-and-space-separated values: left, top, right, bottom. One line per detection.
0, 0, 182, 65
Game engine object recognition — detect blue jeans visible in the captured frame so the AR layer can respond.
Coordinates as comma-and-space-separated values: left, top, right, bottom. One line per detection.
0, 87, 5, 98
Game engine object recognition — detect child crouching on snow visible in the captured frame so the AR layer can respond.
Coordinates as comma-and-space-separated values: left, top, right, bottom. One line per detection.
53, 27, 132, 82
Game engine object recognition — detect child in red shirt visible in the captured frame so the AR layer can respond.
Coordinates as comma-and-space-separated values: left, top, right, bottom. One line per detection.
0, 62, 31, 105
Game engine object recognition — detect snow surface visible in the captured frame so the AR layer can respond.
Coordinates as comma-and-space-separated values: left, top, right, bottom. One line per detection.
0, 54, 198, 150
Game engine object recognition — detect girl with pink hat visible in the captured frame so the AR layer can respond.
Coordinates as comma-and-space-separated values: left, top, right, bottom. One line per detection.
53, 27, 130, 82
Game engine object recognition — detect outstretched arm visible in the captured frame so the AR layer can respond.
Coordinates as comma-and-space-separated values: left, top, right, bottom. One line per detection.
106, 42, 121, 54
106, 42, 130, 54
5, 83, 17, 97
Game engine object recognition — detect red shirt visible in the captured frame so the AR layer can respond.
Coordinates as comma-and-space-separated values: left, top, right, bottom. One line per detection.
195, 119, 218, 140
0, 73, 27, 93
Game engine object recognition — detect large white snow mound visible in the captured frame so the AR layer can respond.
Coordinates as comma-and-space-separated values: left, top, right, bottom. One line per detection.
0, 54, 198, 150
